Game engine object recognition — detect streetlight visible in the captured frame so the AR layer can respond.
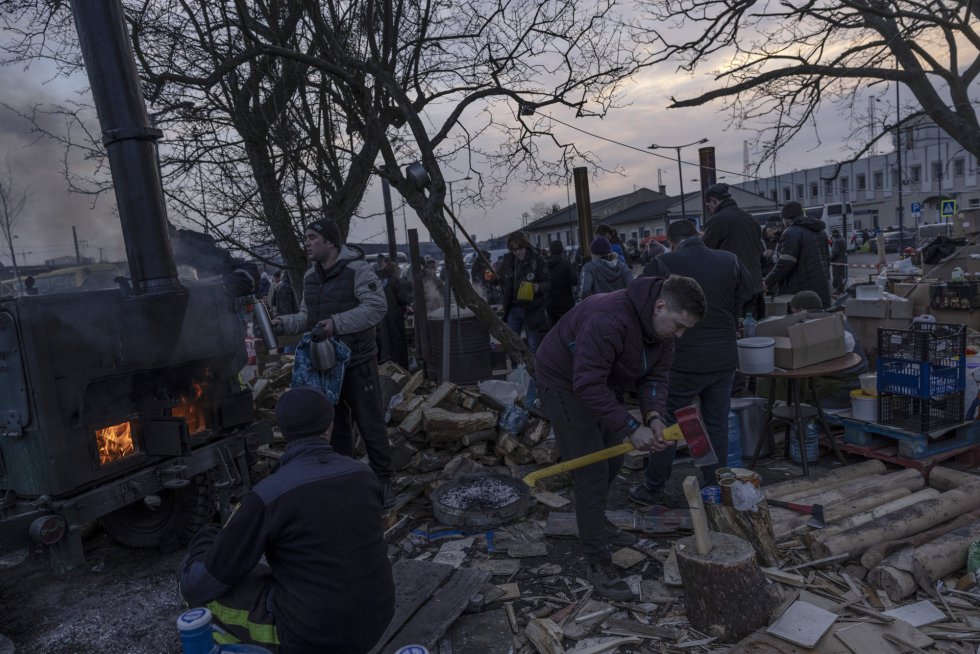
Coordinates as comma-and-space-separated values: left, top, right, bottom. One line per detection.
648, 139, 708, 223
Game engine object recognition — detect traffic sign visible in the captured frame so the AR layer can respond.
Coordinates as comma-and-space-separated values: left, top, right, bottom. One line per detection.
941, 199, 958, 216
911, 202, 922, 215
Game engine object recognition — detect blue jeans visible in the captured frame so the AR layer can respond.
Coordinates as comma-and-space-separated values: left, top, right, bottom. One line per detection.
644, 368, 735, 490
506, 306, 542, 353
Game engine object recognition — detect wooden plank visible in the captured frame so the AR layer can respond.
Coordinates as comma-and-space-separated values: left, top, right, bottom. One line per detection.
384, 567, 491, 653
450, 610, 514, 654
368, 560, 454, 654
766, 601, 838, 648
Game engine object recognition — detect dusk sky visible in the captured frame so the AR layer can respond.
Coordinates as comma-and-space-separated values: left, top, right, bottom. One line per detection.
0, 28, 890, 265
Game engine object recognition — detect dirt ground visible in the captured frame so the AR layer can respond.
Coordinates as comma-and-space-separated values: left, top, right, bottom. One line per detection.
0, 453, 819, 654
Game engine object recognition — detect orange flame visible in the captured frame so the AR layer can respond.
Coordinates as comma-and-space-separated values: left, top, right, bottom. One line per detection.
173, 382, 207, 434
96, 421, 135, 465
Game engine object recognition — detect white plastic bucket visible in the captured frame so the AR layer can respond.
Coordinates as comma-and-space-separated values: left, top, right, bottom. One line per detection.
850, 390, 877, 422
737, 337, 775, 374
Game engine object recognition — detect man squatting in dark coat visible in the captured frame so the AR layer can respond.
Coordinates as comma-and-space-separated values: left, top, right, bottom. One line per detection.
274, 218, 394, 503
535, 275, 707, 600
178, 387, 395, 653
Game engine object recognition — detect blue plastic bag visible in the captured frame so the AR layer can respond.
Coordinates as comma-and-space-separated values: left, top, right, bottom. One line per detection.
291, 333, 352, 404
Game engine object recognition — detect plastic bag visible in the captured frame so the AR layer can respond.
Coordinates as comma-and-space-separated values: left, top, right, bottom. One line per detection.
731, 480, 766, 512
477, 379, 522, 406
506, 364, 532, 396
498, 403, 529, 435
291, 333, 352, 404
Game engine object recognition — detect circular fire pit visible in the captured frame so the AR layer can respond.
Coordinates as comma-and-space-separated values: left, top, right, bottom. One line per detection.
431, 474, 530, 530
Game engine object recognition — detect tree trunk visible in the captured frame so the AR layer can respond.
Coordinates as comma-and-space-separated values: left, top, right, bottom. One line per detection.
676, 531, 775, 643
803, 488, 938, 546
860, 508, 980, 569
911, 520, 980, 591
867, 565, 918, 601
810, 483, 980, 560
763, 460, 886, 500
705, 503, 778, 567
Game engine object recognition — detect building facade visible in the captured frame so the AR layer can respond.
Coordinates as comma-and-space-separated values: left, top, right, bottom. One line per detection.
733, 117, 979, 230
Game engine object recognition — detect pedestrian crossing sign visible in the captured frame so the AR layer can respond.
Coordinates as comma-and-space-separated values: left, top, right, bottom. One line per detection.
942, 199, 957, 216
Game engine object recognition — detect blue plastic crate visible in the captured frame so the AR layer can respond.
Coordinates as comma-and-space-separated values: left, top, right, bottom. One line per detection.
877, 356, 965, 398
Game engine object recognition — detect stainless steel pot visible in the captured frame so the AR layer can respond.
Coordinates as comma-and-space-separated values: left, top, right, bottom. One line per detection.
310, 326, 337, 371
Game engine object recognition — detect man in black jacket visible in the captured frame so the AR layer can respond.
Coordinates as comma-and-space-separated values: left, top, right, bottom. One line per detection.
501, 231, 551, 352
544, 240, 578, 327
764, 202, 832, 308
274, 217, 392, 500
701, 184, 765, 318
829, 229, 847, 294
178, 387, 395, 654
630, 219, 754, 505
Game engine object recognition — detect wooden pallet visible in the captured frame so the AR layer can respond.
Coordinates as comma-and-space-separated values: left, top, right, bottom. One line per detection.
829, 412, 980, 459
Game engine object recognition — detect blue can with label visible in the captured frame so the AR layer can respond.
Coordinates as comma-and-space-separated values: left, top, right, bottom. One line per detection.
700, 485, 722, 504
395, 647, 430, 654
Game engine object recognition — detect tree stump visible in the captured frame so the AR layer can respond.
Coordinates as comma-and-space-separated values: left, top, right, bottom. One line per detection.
675, 531, 775, 642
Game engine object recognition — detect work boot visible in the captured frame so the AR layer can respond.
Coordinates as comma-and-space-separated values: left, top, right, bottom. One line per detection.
627, 484, 664, 507
586, 560, 634, 601
604, 521, 638, 547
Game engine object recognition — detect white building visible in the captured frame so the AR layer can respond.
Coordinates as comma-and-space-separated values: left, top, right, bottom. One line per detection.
733, 117, 980, 230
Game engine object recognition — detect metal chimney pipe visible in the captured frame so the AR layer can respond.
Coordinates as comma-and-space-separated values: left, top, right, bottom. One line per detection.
69, 0, 182, 295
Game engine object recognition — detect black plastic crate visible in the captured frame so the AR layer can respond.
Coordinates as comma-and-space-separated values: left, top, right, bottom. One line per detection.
929, 281, 980, 311
878, 392, 964, 433
877, 322, 966, 364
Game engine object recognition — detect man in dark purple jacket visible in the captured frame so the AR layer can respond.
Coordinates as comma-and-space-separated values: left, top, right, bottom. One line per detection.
535, 275, 706, 600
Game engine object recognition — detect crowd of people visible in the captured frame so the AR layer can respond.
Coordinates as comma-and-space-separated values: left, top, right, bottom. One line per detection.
183, 190, 857, 650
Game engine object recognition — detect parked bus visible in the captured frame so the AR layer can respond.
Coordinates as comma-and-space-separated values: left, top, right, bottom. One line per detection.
750, 203, 859, 250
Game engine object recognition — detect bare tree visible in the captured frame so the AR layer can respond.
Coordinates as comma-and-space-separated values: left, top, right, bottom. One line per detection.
634, 0, 980, 166
0, 161, 29, 294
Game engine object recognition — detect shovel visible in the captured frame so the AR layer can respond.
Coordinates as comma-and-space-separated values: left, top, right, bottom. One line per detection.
523, 405, 718, 487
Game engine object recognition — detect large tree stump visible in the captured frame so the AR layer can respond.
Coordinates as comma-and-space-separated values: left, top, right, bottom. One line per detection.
675, 531, 776, 642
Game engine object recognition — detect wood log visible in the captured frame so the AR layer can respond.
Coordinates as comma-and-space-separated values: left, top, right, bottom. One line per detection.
810, 482, 980, 560
804, 488, 936, 545
399, 381, 457, 435
867, 565, 918, 601
675, 531, 775, 642
860, 508, 980, 569
769, 469, 925, 525
911, 520, 980, 591
773, 472, 927, 538
523, 419, 550, 447
763, 460, 886, 499
525, 617, 564, 654
422, 408, 498, 442
706, 504, 778, 567
400, 370, 426, 397
927, 466, 980, 491
390, 395, 425, 423
461, 428, 498, 446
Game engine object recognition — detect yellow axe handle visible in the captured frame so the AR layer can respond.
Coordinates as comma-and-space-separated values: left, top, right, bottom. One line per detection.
521, 422, 684, 488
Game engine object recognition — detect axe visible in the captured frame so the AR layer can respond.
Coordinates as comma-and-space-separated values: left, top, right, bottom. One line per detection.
767, 499, 826, 529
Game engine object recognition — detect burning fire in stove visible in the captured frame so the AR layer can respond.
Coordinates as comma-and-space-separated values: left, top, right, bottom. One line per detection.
96, 421, 135, 465
173, 382, 208, 434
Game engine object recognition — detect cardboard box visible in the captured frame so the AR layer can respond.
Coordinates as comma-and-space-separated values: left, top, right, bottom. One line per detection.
756, 312, 847, 369
889, 298, 914, 319
765, 294, 794, 317
845, 298, 887, 319
953, 210, 980, 237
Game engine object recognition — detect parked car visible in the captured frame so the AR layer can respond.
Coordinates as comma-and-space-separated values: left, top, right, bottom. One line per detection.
869, 228, 917, 253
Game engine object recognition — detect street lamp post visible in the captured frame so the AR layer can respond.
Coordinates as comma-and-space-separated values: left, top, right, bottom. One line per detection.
648, 139, 709, 223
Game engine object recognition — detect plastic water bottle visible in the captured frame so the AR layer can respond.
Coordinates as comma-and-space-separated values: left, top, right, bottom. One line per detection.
177, 608, 273, 654
726, 411, 743, 466
789, 421, 820, 464
742, 313, 757, 338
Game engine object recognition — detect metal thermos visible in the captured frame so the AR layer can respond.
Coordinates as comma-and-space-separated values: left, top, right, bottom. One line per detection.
252, 301, 279, 351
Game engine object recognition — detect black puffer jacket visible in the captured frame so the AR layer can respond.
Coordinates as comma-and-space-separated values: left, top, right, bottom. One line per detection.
702, 198, 765, 295
765, 217, 832, 308
501, 247, 551, 331
545, 253, 578, 324
279, 245, 388, 367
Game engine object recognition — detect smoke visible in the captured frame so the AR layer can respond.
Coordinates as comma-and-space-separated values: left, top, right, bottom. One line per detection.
0, 62, 125, 267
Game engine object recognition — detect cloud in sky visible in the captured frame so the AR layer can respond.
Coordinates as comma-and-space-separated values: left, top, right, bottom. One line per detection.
0, 27, 876, 259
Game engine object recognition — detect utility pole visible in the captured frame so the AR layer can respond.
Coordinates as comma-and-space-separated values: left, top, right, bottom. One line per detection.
895, 82, 905, 254
72, 226, 82, 264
